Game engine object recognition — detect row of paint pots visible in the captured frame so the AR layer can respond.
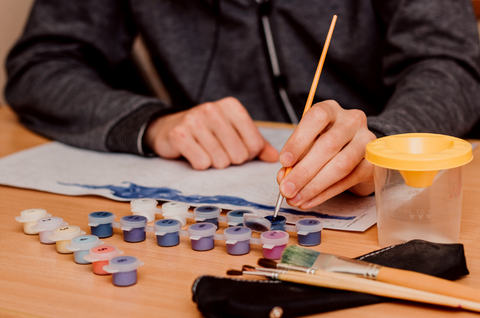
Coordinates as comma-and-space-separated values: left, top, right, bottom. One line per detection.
14, 209, 142, 287
90, 213, 312, 260
127, 200, 324, 246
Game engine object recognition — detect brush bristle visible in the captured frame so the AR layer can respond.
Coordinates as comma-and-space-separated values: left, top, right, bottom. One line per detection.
257, 258, 278, 269
226, 269, 243, 276
280, 245, 320, 268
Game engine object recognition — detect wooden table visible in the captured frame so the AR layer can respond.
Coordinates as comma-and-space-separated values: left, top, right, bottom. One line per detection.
1, 106, 480, 318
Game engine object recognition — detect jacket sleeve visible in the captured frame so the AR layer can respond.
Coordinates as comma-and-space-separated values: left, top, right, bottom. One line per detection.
4, 0, 171, 155
367, 0, 480, 137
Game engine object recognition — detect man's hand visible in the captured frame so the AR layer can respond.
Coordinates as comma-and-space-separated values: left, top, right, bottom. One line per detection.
144, 97, 279, 170
277, 100, 376, 209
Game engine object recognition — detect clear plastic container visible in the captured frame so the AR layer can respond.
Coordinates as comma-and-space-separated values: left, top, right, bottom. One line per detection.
366, 133, 473, 247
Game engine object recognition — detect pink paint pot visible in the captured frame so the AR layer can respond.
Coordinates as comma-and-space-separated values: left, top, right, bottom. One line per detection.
260, 230, 289, 260
84, 245, 123, 275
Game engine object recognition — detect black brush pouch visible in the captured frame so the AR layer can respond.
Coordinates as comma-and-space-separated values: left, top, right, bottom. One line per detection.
192, 240, 469, 318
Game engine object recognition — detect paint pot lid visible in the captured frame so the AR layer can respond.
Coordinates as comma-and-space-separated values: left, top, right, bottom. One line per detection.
85, 245, 123, 262
103, 256, 144, 273
260, 230, 289, 246
15, 209, 51, 223
120, 215, 148, 228
244, 214, 271, 233
154, 219, 181, 234
296, 218, 323, 234
67, 235, 103, 251
49, 225, 86, 241
193, 205, 221, 220
162, 201, 190, 215
188, 223, 217, 237
32, 217, 67, 231
88, 211, 116, 225
130, 198, 157, 212
224, 226, 252, 243
226, 210, 251, 225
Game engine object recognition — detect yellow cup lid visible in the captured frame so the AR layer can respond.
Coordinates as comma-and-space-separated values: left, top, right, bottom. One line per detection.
365, 133, 473, 171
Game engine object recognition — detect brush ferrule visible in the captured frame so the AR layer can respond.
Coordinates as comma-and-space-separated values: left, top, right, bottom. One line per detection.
313, 254, 381, 278
277, 263, 309, 273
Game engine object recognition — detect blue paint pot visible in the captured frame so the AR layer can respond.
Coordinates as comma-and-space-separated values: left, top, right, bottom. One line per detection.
226, 210, 251, 227
120, 215, 148, 243
65, 235, 104, 264
103, 256, 144, 287
188, 223, 217, 251
265, 215, 287, 231
223, 226, 252, 255
295, 218, 323, 246
154, 219, 181, 247
88, 212, 116, 238
194, 205, 221, 228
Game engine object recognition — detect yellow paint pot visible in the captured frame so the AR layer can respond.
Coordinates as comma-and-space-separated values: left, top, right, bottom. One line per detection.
48, 225, 86, 254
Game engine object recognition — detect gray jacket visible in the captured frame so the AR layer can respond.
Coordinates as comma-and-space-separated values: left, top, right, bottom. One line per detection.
5, 0, 480, 155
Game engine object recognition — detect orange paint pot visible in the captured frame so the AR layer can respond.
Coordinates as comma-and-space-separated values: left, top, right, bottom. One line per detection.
84, 245, 123, 275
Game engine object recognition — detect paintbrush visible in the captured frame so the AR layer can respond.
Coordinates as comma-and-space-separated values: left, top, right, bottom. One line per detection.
272, 15, 337, 220
262, 245, 480, 303
227, 267, 480, 313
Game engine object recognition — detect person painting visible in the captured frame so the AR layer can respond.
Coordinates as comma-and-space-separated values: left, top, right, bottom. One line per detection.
5, 0, 480, 210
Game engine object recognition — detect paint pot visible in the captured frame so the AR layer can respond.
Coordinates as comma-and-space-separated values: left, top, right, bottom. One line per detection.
120, 215, 148, 243
296, 218, 323, 246
244, 214, 271, 232
194, 205, 221, 228
15, 209, 52, 235
103, 256, 144, 287
48, 225, 86, 254
226, 210, 251, 227
130, 198, 158, 222
31, 217, 68, 244
264, 215, 287, 231
223, 226, 252, 255
154, 219, 181, 247
88, 211, 116, 238
84, 245, 123, 275
66, 235, 104, 264
260, 230, 289, 260
162, 201, 189, 226
188, 223, 217, 251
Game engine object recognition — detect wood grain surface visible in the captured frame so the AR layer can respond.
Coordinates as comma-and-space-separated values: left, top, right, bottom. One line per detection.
1, 106, 479, 318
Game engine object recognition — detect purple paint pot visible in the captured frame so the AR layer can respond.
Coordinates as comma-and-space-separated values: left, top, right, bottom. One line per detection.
296, 218, 323, 246
120, 215, 148, 243
65, 235, 104, 264
154, 219, 181, 247
226, 210, 252, 227
31, 217, 68, 244
103, 256, 144, 287
194, 205, 221, 228
130, 198, 158, 223
162, 201, 190, 226
88, 211, 116, 238
260, 230, 289, 260
223, 226, 252, 255
188, 223, 217, 251
15, 209, 52, 235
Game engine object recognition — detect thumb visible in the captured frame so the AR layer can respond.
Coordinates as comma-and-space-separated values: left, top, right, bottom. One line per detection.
258, 141, 279, 162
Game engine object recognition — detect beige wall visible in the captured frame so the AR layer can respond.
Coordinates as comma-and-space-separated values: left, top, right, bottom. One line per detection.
0, 0, 34, 105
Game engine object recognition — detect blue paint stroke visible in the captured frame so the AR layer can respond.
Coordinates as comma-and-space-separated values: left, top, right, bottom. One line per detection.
59, 182, 354, 220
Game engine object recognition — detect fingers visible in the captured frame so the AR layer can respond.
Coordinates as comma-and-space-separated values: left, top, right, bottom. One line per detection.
296, 159, 374, 210
286, 130, 375, 208
279, 100, 338, 167
167, 125, 212, 170
259, 141, 279, 163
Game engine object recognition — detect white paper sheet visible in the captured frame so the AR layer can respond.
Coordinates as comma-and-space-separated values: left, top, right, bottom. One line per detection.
0, 127, 376, 231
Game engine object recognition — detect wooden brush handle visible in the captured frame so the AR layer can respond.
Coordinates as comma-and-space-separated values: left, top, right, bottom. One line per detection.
377, 267, 480, 302
282, 271, 480, 312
